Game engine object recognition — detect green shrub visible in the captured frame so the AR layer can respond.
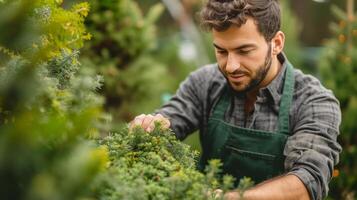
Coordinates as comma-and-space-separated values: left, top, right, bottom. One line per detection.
0, 1, 108, 199
319, 5, 357, 200
96, 124, 253, 200
82, 0, 196, 123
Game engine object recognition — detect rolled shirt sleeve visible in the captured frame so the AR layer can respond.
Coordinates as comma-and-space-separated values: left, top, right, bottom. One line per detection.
155, 68, 206, 140
284, 89, 342, 200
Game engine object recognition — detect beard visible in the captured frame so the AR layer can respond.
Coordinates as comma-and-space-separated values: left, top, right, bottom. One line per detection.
221, 44, 273, 93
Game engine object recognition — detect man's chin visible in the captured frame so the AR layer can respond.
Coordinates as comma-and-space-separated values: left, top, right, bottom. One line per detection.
229, 82, 247, 92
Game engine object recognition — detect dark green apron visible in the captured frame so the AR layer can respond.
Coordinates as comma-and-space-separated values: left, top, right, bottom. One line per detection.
198, 63, 295, 184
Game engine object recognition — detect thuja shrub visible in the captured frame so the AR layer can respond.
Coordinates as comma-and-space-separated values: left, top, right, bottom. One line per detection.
81, 0, 175, 122
0, 1, 108, 199
0, 0, 103, 117
319, 5, 357, 200
96, 124, 253, 200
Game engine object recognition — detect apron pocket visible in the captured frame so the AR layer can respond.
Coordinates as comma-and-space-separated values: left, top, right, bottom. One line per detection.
223, 145, 283, 184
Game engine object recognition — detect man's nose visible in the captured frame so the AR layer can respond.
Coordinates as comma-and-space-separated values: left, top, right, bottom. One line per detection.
226, 53, 240, 73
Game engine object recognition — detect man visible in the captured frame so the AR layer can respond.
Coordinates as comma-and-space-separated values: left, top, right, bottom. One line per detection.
130, 0, 341, 199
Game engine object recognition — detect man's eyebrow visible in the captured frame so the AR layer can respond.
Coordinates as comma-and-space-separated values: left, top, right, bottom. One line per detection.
213, 43, 225, 50
213, 43, 257, 50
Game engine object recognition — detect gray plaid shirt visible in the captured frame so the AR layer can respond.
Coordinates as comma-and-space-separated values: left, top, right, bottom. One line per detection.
157, 53, 341, 200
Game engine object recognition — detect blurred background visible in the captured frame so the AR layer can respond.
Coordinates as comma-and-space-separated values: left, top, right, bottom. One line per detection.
0, 0, 356, 199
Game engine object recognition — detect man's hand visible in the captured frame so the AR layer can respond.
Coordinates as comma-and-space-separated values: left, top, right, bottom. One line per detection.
129, 114, 170, 132
224, 191, 240, 200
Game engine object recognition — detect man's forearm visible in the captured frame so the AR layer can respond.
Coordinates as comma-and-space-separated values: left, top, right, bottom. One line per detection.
225, 174, 310, 200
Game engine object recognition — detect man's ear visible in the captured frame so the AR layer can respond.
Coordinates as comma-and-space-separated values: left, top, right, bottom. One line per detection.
271, 31, 285, 55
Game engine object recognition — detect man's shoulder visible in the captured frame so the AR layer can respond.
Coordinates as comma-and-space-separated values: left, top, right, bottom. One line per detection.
181, 63, 227, 103
293, 68, 337, 103
191, 63, 220, 76
188, 63, 225, 84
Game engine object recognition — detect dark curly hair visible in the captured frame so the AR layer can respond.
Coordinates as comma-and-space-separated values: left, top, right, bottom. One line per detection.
200, 0, 281, 41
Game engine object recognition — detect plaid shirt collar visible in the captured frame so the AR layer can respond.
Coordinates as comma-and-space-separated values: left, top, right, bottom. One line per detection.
257, 52, 288, 105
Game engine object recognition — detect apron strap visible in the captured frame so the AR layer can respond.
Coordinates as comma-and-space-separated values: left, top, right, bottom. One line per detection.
277, 62, 295, 135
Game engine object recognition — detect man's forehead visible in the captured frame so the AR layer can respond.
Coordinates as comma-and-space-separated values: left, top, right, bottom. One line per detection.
212, 20, 265, 49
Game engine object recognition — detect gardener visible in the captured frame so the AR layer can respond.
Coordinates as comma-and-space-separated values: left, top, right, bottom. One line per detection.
130, 0, 341, 199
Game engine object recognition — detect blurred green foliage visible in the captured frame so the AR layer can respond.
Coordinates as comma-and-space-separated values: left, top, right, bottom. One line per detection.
0, 1, 108, 199
280, 0, 304, 71
81, 0, 195, 124
319, 5, 357, 200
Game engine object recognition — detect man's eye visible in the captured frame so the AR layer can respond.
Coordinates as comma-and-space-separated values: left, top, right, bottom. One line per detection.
216, 50, 227, 54
238, 49, 251, 55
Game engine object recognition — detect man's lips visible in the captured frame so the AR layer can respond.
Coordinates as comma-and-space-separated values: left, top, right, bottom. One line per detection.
228, 74, 246, 82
